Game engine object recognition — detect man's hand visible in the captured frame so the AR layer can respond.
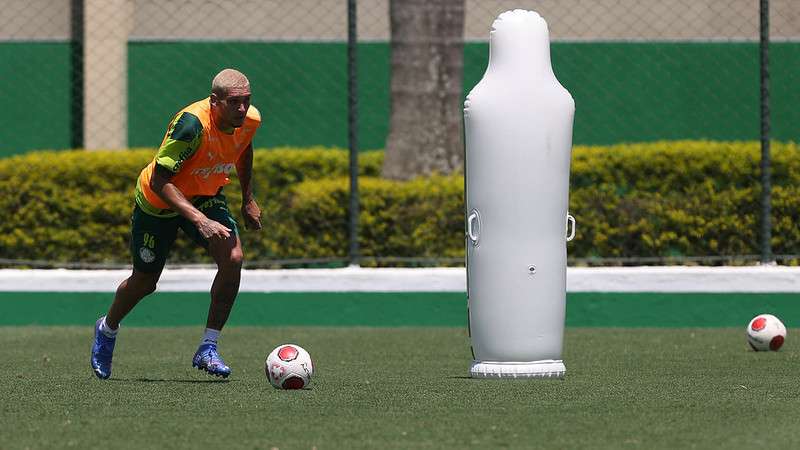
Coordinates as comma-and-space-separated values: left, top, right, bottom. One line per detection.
196, 217, 232, 240
242, 198, 262, 231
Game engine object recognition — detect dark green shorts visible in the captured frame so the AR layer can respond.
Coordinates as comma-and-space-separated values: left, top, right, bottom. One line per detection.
130, 192, 239, 273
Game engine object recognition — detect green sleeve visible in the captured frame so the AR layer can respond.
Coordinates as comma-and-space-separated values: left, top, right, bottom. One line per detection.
155, 112, 204, 172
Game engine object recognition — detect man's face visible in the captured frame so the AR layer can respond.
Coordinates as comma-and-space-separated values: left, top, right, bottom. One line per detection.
213, 86, 251, 129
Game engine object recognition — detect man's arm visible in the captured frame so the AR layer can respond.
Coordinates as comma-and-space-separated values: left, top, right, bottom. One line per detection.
151, 164, 231, 240
236, 143, 255, 203
236, 143, 262, 230
150, 111, 231, 239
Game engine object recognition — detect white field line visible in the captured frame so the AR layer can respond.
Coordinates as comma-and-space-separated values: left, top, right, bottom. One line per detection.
1, 266, 799, 293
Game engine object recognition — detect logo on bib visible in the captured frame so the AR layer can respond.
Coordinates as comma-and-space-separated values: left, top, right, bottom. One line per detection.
190, 163, 235, 179
139, 247, 156, 263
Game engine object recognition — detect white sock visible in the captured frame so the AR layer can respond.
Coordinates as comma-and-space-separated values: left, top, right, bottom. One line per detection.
99, 316, 119, 338
200, 328, 220, 346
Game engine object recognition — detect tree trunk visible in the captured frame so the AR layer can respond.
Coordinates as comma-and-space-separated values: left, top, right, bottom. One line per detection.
382, 0, 465, 180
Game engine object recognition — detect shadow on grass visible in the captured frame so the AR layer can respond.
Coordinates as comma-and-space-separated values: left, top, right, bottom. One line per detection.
109, 377, 233, 384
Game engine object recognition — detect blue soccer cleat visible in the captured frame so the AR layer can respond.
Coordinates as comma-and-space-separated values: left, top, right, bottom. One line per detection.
91, 317, 116, 379
192, 343, 231, 378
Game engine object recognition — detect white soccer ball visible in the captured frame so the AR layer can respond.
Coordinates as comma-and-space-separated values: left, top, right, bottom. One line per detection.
265, 344, 314, 389
746, 314, 787, 352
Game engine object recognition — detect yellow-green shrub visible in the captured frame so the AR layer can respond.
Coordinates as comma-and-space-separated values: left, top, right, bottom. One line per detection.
270, 177, 800, 263
1, 142, 798, 265
571, 140, 800, 192
262, 176, 464, 262
0, 147, 381, 264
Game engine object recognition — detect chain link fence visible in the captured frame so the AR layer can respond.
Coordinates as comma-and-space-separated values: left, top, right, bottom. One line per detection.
0, 0, 798, 267
5, 1, 796, 153
463, 0, 798, 146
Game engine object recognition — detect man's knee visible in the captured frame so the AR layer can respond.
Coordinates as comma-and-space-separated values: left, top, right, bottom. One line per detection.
129, 271, 160, 295
219, 247, 244, 271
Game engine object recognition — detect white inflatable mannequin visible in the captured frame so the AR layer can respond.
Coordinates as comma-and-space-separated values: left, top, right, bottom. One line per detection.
464, 10, 575, 378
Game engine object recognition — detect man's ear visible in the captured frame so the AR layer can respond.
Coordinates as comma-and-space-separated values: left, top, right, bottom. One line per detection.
210, 92, 219, 106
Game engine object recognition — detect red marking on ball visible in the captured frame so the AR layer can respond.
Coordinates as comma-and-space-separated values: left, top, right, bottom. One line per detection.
282, 376, 305, 390
751, 317, 767, 331
269, 363, 285, 381
278, 345, 299, 362
770, 335, 784, 351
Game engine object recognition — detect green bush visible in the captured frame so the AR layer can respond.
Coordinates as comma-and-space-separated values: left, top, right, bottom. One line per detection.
272, 177, 800, 264
264, 176, 464, 263
1, 142, 798, 266
571, 140, 800, 193
252, 147, 383, 194
0, 147, 382, 265
0, 146, 383, 197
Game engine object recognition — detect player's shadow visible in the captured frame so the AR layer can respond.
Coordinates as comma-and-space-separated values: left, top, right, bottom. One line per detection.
110, 377, 232, 384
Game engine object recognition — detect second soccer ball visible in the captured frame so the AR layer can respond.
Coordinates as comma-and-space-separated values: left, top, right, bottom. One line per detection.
746, 314, 786, 351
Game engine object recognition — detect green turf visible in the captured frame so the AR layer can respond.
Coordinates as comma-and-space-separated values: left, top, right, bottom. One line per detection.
2, 327, 798, 449
3, 292, 800, 327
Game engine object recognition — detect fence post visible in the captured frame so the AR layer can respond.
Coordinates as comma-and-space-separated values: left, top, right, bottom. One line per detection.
759, 0, 773, 264
70, 0, 84, 149
83, 0, 131, 150
347, 0, 360, 267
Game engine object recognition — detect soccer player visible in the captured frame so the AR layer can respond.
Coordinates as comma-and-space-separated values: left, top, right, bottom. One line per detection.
90, 68, 262, 379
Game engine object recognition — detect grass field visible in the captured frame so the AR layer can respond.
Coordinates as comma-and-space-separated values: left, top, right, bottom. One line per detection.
2, 326, 799, 449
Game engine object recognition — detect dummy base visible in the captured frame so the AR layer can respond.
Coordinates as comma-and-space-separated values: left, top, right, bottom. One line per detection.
469, 359, 565, 379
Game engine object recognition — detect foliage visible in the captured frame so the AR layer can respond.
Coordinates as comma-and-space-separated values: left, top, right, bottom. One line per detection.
1, 141, 797, 265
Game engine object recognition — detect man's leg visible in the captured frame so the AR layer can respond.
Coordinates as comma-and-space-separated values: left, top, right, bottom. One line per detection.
207, 234, 244, 330
91, 205, 177, 379
91, 270, 162, 379
190, 234, 242, 378
106, 269, 162, 328
185, 193, 242, 378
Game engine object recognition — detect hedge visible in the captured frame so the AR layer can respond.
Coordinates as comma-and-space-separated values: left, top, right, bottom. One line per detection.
570, 140, 800, 193
0, 141, 798, 266
267, 176, 465, 262
0, 147, 382, 265
276, 178, 800, 264
0, 146, 382, 198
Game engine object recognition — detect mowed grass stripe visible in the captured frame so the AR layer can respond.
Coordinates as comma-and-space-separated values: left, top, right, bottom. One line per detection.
1, 326, 799, 449
1, 292, 799, 327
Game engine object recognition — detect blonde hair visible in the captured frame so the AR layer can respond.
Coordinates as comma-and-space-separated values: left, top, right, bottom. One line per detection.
211, 68, 250, 97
